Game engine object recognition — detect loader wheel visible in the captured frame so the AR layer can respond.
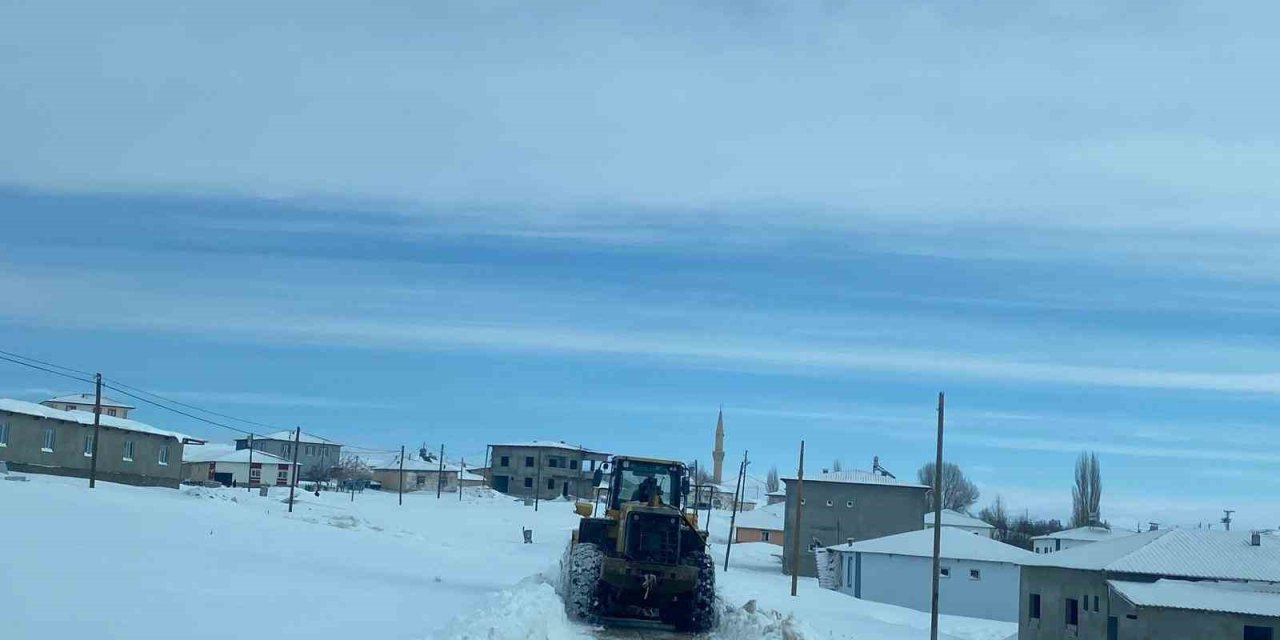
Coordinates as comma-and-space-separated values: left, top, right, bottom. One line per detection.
564, 543, 605, 623
673, 551, 718, 633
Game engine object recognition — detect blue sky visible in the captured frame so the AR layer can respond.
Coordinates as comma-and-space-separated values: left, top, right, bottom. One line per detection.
2, 0, 1279, 529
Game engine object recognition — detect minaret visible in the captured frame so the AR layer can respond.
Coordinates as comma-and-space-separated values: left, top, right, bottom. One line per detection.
712, 406, 725, 484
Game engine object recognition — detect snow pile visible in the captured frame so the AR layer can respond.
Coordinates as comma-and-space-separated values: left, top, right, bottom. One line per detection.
715, 600, 812, 640
433, 575, 588, 640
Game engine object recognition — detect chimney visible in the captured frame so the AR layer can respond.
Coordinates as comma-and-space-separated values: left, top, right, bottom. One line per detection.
1252, 531, 1262, 547
847, 538, 854, 547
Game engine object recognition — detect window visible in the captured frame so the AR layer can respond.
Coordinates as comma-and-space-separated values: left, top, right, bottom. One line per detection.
825, 499, 834, 507
415, 474, 426, 487
969, 569, 981, 580
846, 500, 854, 508
1029, 594, 1041, 620
761, 531, 771, 542
1244, 626, 1274, 640
0, 421, 7, 446
122, 440, 135, 462
547, 478, 555, 490
589, 460, 596, 470
282, 444, 291, 457
569, 459, 579, 470
1093, 595, 1100, 612
800, 498, 806, 505
83, 434, 94, 457
548, 458, 560, 468
939, 567, 951, 579
66, 404, 77, 411
524, 456, 535, 467
523, 477, 533, 488
107, 408, 117, 417
277, 469, 289, 485
1066, 598, 1080, 626
41, 428, 55, 452
158, 445, 169, 465
306, 445, 316, 456
500, 456, 510, 467
249, 467, 262, 482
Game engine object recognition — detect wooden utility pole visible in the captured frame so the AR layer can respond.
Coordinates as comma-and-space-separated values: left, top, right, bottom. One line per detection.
398, 445, 406, 506
459, 457, 465, 501
88, 373, 103, 488
483, 445, 492, 490
287, 427, 301, 513
724, 451, 748, 571
930, 392, 946, 640
246, 434, 254, 491
436, 444, 446, 499
789, 440, 805, 596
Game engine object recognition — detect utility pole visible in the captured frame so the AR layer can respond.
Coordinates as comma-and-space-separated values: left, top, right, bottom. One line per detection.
398, 445, 406, 506
87, 373, 104, 488
287, 427, 301, 514
929, 392, 946, 640
789, 440, 805, 597
246, 433, 254, 491
483, 445, 492, 490
534, 450, 543, 512
724, 451, 748, 571
1223, 509, 1235, 531
459, 457, 465, 501
436, 444, 446, 499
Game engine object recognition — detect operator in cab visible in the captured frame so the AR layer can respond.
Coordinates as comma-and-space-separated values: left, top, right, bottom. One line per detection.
630, 476, 661, 504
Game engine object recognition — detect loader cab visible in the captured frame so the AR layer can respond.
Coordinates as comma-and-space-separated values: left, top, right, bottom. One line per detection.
595, 457, 688, 512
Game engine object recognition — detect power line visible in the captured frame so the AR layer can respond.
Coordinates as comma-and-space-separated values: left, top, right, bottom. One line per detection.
100, 384, 261, 437
0, 348, 95, 378
0, 353, 95, 386
103, 378, 291, 433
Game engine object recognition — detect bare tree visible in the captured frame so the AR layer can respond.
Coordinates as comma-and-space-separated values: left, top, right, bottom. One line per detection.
1071, 451, 1103, 528
766, 466, 780, 493
831, 459, 843, 472
331, 455, 373, 484
917, 461, 980, 512
978, 495, 1011, 543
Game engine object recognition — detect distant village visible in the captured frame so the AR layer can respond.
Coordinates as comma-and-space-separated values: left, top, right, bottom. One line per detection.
1, 392, 1277, 640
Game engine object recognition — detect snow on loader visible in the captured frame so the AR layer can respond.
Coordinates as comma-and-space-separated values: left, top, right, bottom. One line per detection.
561, 456, 717, 632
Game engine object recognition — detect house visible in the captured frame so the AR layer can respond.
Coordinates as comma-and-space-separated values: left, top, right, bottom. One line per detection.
926, 509, 997, 538
1031, 525, 1136, 554
486, 441, 608, 500
827, 528, 1033, 621
692, 482, 756, 511
734, 501, 786, 546
0, 398, 188, 488
781, 468, 931, 577
765, 488, 787, 505
367, 454, 480, 493
234, 430, 341, 481
181, 445, 297, 487
41, 393, 135, 419
1019, 528, 1280, 640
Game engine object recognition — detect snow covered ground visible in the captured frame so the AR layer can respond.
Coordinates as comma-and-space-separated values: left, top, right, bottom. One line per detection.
0, 473, 1014, 640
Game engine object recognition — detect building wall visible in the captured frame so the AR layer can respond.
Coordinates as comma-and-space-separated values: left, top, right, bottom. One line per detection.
927, 523, 996, 538
1031, 537, 1097, 554
40, 400, 132, 419
835, 551, 1021, 621
0, 410, 182, 488
181, 461, 294, 486
236, 437, 341, 480
1136, 606, 1279, 640
1019, 566, 1122, 640
735, 527, 783, 546
487, 445, 608, 500
372, 468, 463, 493
781, 479, 929, 577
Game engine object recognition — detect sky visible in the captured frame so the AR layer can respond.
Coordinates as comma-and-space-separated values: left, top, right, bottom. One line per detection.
2, 0, 1279, 530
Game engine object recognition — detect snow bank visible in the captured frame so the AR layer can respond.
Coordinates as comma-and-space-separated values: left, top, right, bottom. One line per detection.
433, 574, 588, 640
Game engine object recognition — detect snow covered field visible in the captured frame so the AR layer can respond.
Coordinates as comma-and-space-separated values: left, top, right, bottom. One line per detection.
0, 474, 1014, 640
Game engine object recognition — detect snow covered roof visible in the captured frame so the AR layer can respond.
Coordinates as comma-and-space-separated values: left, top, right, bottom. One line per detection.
782, 469, 928, 489
925, 509, 995, 530
183, 446, 295, 465
0, 398, 187, 441
488, 441, 606, 454
1109, 579, 1280, 618
240, 430, 340, 445
1026, 529, 1280, 582
734, 501, 786, 532
44, 393, 135, 409
767, 489, 786, 497
829, 528, 1034, 564
365, 454, 480, 474
1032, 525, 1136, 542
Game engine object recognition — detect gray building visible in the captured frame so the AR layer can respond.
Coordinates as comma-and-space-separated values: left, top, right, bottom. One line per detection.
782, 468, 930, 577
41, 393, 135, 419
0, 398, 188, 488
234, 430, 341, 481
486, 441, 608, 500
1019, 528, 1280, 640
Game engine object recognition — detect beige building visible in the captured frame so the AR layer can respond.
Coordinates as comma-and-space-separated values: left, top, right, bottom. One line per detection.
924, 509, 997, 538
734, 501, 785, 546
369, 454, 481, 493
181, 445, 297, 487
41, 393, 135, 419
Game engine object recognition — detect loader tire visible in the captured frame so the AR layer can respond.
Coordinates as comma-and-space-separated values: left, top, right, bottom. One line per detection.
673, 551, 718, 633
564, 543, 604, 623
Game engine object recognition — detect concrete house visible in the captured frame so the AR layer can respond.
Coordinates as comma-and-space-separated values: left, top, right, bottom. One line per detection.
781, 468, 931, 577
234, 430, 341, 481
486, 441, 608, 500
42, 393, 135, 419
1019, 529, 1280, 640
926, 509, 997, 538
368, 454, 481, 493
765, 489, 787, 506
0, 398, 187, 488
182, 445, 297, 487
1032, 525, 1136, 554
734, 501, 786, 546
828, 528, 1033, 622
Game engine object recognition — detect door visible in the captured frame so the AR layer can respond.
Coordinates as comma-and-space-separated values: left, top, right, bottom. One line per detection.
562, 482, 569, 498
1107, 616, 1118, 640
492, 475, 510, 492
213, 472, 234, 486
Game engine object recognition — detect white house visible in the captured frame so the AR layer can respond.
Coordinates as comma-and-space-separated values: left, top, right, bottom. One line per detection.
925, 509, 997, 538
182, 445, 297, 487
827, 527, 1034, 622
1031, 525, 1137, 554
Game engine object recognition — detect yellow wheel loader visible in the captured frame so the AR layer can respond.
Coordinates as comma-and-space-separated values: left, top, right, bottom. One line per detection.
561, 456, 717, 632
